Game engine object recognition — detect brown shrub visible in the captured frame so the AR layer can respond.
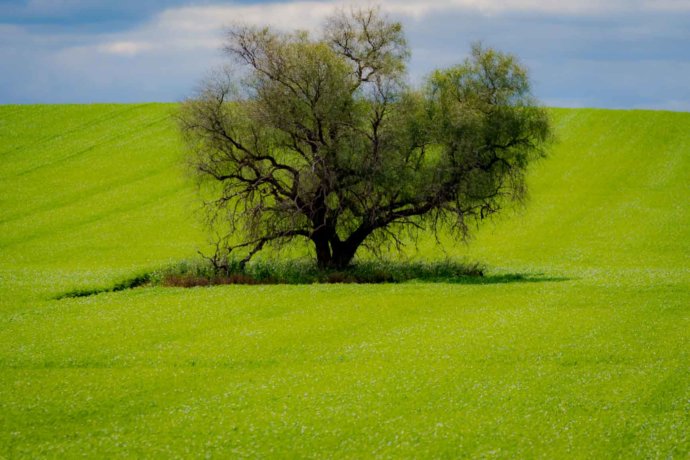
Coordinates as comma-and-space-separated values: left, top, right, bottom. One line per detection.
162, 273, 277, 287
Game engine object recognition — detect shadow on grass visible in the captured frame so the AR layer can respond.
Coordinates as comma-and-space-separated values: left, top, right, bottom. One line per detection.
55, 273, 151, 299
437, 273, 570, 285
55, 260, 569, 299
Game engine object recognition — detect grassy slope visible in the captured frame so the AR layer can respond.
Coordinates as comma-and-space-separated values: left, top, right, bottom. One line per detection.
0, 104, 688, 458
0, 104, 203, 309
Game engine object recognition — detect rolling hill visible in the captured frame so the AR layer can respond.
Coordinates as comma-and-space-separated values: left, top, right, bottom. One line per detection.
0, 104, 688, 457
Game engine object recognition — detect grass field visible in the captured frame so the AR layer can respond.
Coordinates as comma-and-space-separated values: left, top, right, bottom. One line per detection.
1, 104, 688, 458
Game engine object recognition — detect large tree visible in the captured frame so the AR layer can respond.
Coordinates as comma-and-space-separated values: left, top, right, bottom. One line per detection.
179, 7, 551, 270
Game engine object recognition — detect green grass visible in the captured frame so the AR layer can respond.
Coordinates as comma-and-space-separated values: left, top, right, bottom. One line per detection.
0, 104, 688, 458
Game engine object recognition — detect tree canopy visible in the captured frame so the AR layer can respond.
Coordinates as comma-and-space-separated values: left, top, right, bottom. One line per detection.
179, 7, 552, 270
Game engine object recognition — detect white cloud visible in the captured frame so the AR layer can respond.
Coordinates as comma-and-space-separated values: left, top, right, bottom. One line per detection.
2, 0, 690, 107
98, 41, 153, 56
383, 0, 690, 16
84, 0, 690, 58
155, 2, 337, 32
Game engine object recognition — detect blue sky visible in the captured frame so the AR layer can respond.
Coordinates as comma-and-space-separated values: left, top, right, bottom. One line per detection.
1, 0, 689, 109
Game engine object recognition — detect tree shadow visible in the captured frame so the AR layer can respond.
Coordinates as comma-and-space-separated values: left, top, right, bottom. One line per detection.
54, 262, 570, 299
430, 273, 570, 285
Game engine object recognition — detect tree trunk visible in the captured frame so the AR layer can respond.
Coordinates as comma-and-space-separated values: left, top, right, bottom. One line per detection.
313, 233, 332, 269
329, 242, 358, 270
312, 223, 374, 270
312, 234, 359, 270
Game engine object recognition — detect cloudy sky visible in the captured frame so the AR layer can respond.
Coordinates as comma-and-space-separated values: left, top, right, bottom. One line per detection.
1, 0, 690, 109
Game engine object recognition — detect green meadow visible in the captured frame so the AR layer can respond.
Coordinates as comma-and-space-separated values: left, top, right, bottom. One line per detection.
0, 104, 688, 457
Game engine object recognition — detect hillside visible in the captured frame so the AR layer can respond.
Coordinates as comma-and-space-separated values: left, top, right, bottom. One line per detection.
0, 104, 688, 457
1, 105, 687, 287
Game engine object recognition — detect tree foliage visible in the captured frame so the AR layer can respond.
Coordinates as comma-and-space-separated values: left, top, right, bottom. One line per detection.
179, 7, 552, 270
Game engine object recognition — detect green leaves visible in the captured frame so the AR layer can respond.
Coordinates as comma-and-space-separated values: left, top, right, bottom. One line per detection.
424, 44, 552, 212
181, 9, 552, 268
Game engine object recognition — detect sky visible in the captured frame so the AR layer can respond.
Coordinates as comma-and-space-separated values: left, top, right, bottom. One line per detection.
1, 0, 689, 110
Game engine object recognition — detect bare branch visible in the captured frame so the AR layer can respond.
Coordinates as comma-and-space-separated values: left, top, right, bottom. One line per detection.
179, 9, 551, 270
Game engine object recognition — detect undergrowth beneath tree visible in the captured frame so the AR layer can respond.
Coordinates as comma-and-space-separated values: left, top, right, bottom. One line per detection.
56, 259, 568, 299
155, 259, 486, 287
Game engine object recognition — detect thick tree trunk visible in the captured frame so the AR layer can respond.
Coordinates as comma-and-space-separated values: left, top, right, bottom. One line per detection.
312, 234, 358, 269
312, 223, 373, 270
329, 242, 358, 269
313, 233, 332, 269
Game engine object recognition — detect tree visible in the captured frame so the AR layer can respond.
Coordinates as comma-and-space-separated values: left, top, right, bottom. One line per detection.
179, 7, 552, 270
